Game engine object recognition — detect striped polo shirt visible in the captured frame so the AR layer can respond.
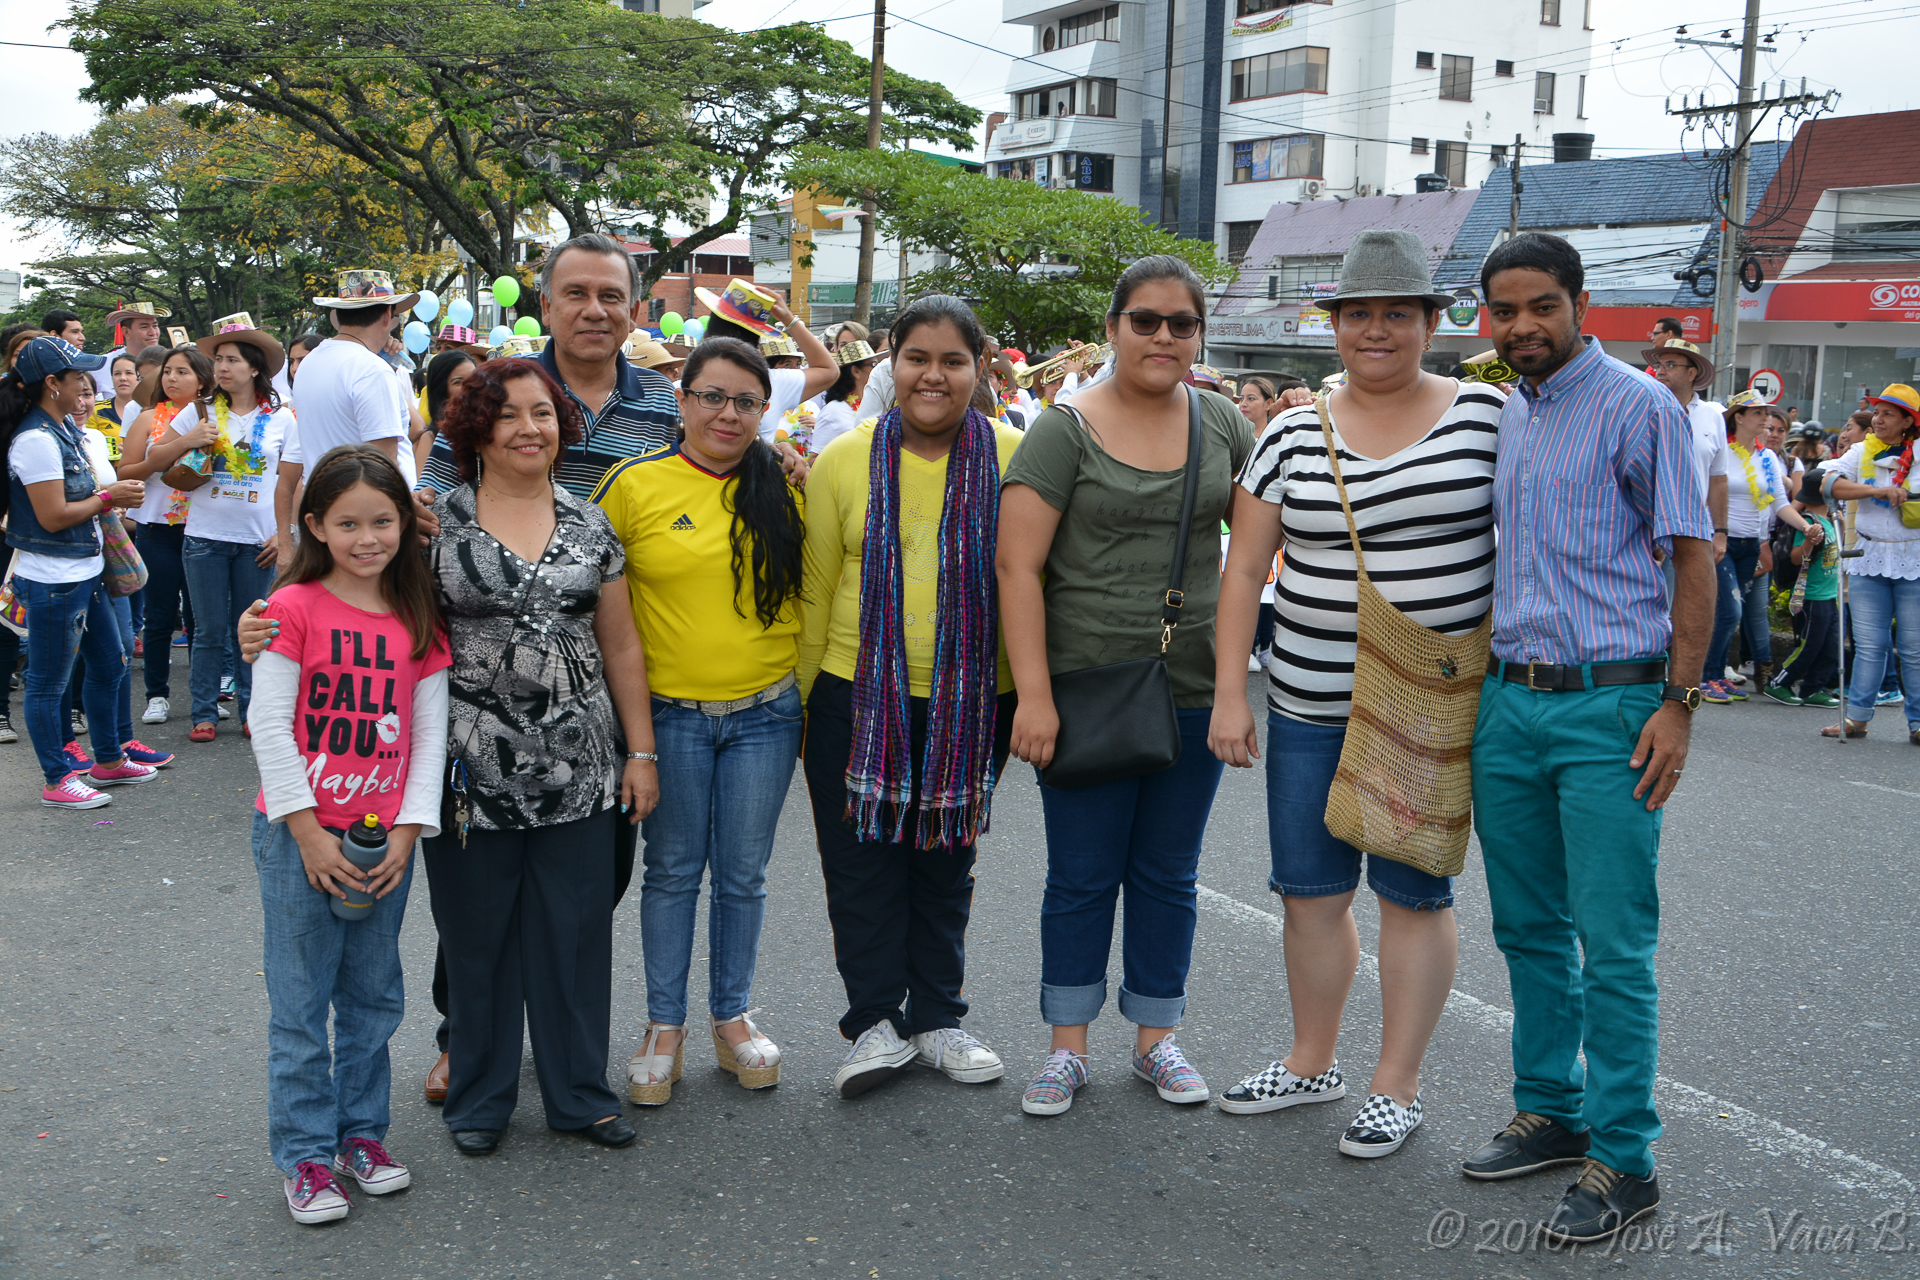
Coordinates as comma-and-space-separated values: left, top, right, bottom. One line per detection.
416, 345, 679, 500
1492, 337, 1711, 666
1240, 381, 1503, 723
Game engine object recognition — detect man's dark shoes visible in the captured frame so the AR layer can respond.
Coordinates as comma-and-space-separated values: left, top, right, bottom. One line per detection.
1544, 1159, 1659, 1243
1461, 1111, 1589, 1180
579, 1116, 636, 1148
451, 1129, 501, 1156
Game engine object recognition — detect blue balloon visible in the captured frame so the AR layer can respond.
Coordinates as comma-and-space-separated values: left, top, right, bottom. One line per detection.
402, 320, 431, 354
412, 291, 440, 323
447, 297, 475, 327
683, 319, 705, 342
488, 324, 513, 346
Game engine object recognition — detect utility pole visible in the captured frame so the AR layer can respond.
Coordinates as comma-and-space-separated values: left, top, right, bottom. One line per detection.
1507, 135, 1523, 242
851, 0, 886, 327
1708, 0, 1762, 402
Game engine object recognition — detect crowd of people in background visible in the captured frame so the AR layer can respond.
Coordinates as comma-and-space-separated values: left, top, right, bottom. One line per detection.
3, 224, 1914, 1245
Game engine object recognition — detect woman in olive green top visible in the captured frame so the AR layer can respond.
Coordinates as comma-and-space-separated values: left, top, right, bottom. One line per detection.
997, 255, 1254, 1116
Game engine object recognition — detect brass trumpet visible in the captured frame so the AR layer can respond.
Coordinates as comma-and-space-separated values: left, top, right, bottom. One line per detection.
1014, 342, 1111, 389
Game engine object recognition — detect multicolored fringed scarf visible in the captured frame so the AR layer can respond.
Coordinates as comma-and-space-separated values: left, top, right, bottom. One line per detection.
845, 406, 1002, 849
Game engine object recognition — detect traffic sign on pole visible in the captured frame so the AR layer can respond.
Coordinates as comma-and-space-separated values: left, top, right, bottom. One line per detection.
1748, 368, 1783, 404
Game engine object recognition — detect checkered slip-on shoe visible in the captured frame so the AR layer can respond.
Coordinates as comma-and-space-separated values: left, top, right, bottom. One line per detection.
1338, 1091, 1423, 1158
1217, 1059, 1345, 1115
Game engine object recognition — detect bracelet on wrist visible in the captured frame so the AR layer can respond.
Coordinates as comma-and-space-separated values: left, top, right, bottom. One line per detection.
627, 751, 659, 762
97, 489, 113, 509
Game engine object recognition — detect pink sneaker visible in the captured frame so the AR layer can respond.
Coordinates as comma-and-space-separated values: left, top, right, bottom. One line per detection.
332, 1137, 411, 1194
42, 771, 111, 810
284, 1160, 351, 1224
88, 757, 159, 787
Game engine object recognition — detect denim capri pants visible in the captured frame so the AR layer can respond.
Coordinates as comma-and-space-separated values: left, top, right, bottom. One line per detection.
1265, 710, 1453, 911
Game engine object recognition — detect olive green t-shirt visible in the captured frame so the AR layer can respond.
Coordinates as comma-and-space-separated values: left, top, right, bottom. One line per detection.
1002, 389, 1254, 708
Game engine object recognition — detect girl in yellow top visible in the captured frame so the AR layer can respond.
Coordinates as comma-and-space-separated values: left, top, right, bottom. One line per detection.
593, 338, 805, 1107
798, 295, 1023, 1100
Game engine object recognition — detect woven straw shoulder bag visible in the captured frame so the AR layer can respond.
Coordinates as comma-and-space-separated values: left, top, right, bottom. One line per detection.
1315, 395, 1489, 878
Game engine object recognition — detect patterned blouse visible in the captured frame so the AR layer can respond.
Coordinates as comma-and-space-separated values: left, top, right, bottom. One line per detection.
433, 482, 627, 830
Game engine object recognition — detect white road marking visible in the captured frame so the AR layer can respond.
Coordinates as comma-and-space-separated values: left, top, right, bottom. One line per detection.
1194, 884, 1917, 1201
1849, 780, 1920, 800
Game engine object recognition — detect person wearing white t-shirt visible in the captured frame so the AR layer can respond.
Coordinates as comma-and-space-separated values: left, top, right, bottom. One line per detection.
810, 341, 883, 456
273, 278, 415, 571
1643, 339, 1731, 627
166, 325, 291, 741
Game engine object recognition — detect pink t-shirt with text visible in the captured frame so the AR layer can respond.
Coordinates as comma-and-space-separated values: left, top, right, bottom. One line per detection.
254, 581, 451, 830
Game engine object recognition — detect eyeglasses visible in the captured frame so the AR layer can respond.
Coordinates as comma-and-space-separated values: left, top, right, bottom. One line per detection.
1652, 360, 1696, 373
688, 388, 768, 417
1119, 310, 1204, 339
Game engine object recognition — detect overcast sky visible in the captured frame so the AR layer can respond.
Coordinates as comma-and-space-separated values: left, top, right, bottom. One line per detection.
3, 0, 1916, 281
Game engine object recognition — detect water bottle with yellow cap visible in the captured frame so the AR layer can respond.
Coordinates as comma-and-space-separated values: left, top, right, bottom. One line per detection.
332, 814, 389, 921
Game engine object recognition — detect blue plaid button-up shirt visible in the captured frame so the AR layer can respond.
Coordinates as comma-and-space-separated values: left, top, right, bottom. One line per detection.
1491, 336, 1711, 666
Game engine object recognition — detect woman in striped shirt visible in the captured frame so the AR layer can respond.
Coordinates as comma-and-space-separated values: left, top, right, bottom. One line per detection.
1208, 230, 1503, 1159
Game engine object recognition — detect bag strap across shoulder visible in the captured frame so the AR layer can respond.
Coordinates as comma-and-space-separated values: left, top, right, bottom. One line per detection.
1313, 392, 1369, 584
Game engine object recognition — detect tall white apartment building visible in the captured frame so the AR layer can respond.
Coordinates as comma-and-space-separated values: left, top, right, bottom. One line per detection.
988, 0, 1596, 259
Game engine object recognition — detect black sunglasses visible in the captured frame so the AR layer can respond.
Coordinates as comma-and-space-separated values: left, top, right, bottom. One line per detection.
1119, 310, 1204, 339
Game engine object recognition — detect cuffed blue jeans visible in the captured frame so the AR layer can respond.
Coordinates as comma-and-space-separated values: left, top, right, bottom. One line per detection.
1036, 708, 1224, 1028
639, 685, 803, 1027
253, 811, 411, 1175
17, 576, 126, 783
182, 535, 271, 726
1844, 573, 1920, 729
1705, 536, 1770, 679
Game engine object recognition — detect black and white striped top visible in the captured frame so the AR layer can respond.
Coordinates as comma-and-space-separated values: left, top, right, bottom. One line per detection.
1239, 382, 1503, 724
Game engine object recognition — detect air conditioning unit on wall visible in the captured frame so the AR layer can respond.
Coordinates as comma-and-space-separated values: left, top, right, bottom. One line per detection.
1302, 179, 1325, 199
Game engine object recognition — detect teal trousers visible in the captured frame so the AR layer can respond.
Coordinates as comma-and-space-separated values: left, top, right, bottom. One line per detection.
1471, 673, 1665, 1178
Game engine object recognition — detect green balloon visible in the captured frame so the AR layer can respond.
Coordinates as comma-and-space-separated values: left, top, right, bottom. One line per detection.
492, 274, 521, 308
513, 316, 541, 337
659, 311, 685, 336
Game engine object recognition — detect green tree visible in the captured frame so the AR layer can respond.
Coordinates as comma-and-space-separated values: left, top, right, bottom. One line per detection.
0, 102, 456, 341
65, 0, 979, 288
786, 149, 1230, 352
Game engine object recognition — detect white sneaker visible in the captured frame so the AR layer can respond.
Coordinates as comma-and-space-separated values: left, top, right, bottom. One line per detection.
912, 1027, 1005, 1083
834, 1021, 915, 1098
0, 715, 15, 744
1725, 666, 1747, 687
142, 697, 169, 725
332, 1137, 410, 1194
284, 1161, 351, 1224
1248, 653, 1264, 672
216, 702, 232, 721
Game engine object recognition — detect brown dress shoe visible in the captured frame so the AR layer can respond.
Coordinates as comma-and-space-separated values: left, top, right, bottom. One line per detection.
425, 1052, 450, 1104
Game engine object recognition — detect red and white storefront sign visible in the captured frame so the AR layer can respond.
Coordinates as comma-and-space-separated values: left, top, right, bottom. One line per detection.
1762, 277, 1920, 323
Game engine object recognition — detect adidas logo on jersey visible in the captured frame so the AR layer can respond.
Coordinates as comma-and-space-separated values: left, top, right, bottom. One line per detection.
670, 513, 696, 531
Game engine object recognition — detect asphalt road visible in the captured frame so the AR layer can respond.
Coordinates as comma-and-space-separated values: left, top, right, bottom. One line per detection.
2, 654, 1917, 1278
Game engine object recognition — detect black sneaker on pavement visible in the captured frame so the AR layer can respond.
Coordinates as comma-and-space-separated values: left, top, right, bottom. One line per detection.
1460, 1111, 1589, 1180
1543, 1159, 1659, 1243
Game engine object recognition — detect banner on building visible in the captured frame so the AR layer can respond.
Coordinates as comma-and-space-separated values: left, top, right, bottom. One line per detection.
807, 281, 901, 308
1231, 13, 1294, 36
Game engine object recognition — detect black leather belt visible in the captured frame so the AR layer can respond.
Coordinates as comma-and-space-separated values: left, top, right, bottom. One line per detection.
1486, 656, 1668, 692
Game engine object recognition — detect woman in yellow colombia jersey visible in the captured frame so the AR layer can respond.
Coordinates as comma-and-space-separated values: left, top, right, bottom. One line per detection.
592, 337, 805, 1106
797, 295, 1023, 1100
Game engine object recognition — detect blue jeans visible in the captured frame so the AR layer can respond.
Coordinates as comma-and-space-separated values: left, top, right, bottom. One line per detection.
182, 535, 272, 726
253, 811, 411, 1174
17, 576, 126, 783
1844, 574, 1920, 728
63, 594, 135, 746
639, 685, 803, 1026
1036, 708, 1225, 1028
1265, 711, 1454, 910
1705, 536, 1770, 679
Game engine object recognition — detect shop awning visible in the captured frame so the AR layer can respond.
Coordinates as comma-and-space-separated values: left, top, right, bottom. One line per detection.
1762, 263, 1920, 322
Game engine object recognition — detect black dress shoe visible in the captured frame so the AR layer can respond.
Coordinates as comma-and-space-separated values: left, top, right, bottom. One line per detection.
1544, 1159, 1659, 1243
451, 1129, 501, 1155
1461, 1111, 1589, 1180
577, 1116, 636, 1148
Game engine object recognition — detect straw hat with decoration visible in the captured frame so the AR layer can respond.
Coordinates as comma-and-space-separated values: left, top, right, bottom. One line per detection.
194, 312, 287, 376
693, 279, 784, 337
311, 268, 420, 316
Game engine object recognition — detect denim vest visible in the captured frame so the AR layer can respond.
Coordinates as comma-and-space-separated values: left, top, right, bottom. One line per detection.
6, 406, 102, 559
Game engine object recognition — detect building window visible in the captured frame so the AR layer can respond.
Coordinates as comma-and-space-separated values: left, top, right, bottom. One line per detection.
1271, 254, 1343, 300
621, 0, 660, 10
1085, 78, 1118, 117
1577, 74, 1587, 117
1435, 140, 1468, 186
1495, 59, 1514, 77
1439, 55, 1473, 101
1058, 3, 1120, 48
1541, 0, 1560, 24
1415, 50, 1435, 69
1060, 151, 1115, 191
996, 158, 1035, 182
1043, 27, 1056, 51
1584, 0, 1593, 28
1226, 221, 1263, 265
1410, 137, 1429, 154
1490, 144, 1508, 167
1230, 133, 1326, 182
1534, 71, 1555, 113
1230, 46, 1329, 101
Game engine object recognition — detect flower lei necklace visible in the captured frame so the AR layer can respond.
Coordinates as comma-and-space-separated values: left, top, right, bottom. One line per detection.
1726, 437, 1780, 513
210, 399, 271, 478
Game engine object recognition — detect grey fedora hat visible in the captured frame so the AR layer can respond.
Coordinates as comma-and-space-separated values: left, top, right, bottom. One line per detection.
1327, 229, 1457, 309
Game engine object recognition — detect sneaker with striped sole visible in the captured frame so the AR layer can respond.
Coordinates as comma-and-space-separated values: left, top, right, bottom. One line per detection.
42, 772, 111, 810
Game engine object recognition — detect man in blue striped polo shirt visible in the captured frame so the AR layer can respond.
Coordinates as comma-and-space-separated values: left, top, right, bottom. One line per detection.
1459, 234, 1713, 1244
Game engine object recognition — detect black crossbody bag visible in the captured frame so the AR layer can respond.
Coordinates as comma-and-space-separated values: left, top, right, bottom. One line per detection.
1041, 386, 1203, 790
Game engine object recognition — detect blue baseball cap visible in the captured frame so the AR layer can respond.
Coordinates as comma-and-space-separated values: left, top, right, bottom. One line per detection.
13, 335, 106, 386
